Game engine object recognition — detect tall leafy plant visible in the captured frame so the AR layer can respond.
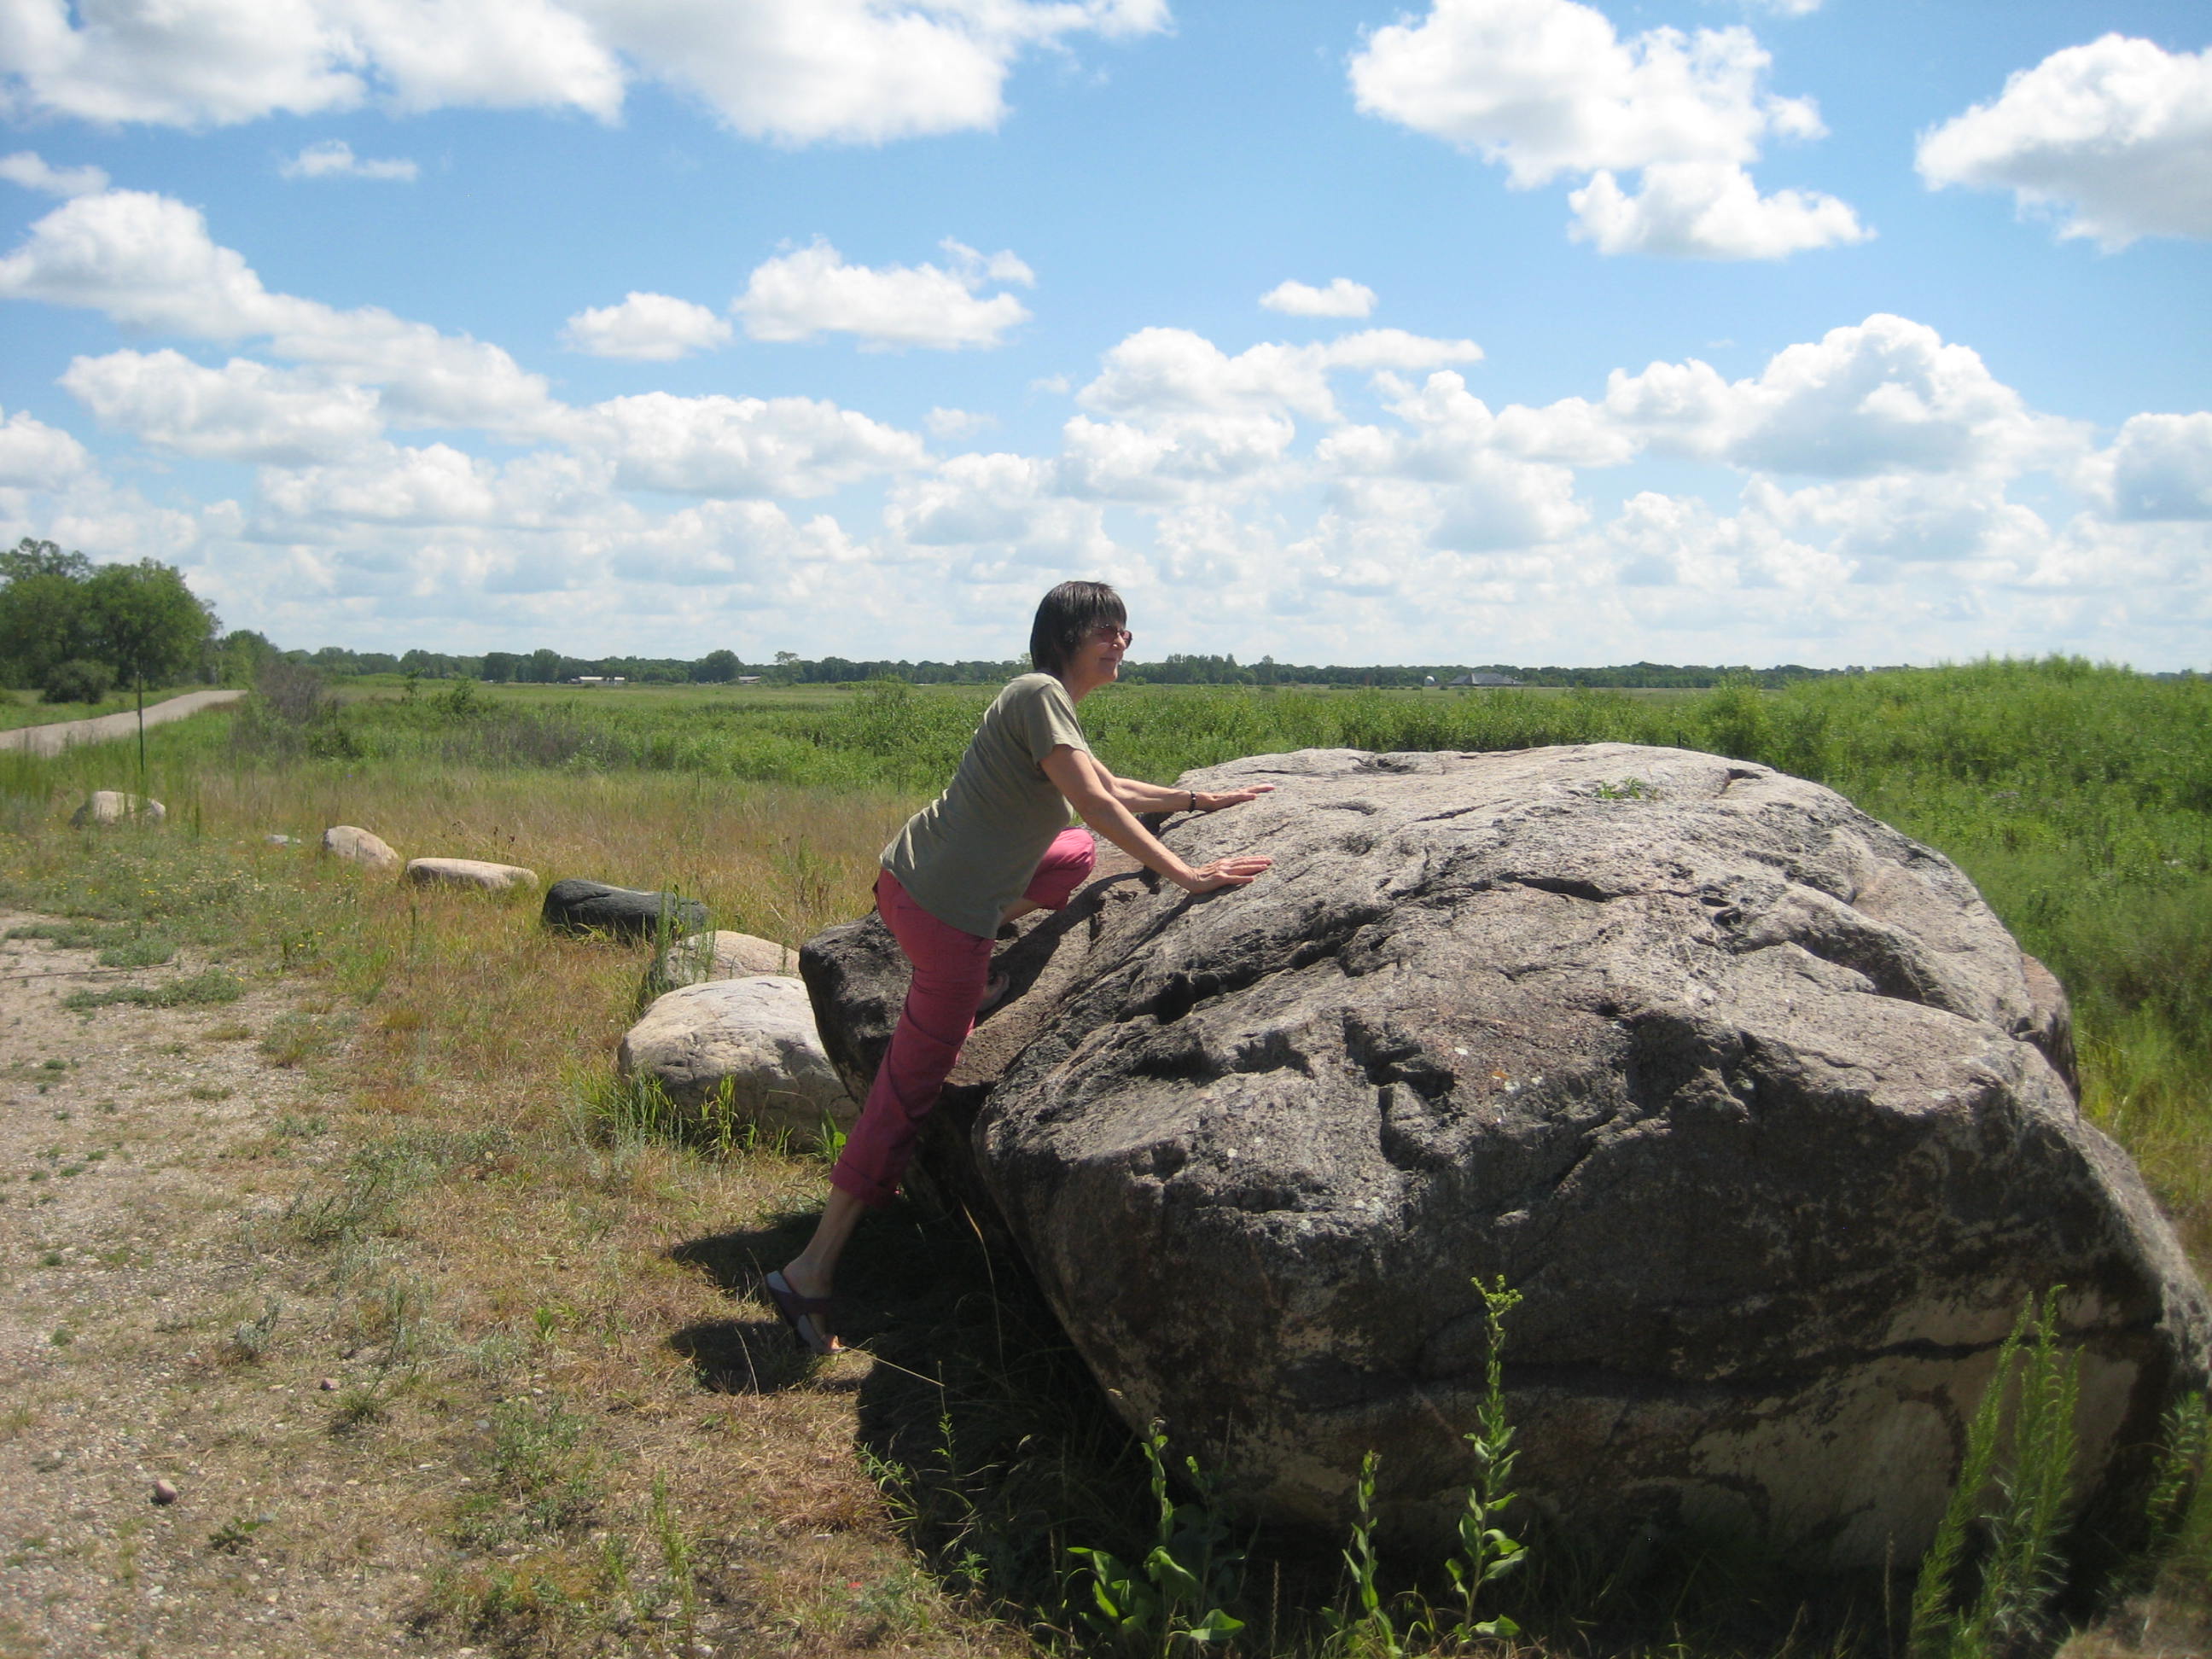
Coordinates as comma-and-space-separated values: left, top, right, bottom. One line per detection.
1907, 1287, 2083, 1659
1066, 1422, 1245, 1655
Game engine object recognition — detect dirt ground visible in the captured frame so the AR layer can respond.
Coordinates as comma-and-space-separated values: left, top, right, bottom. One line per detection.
0, 905, 1034, 1659
0, 910, 467, 1656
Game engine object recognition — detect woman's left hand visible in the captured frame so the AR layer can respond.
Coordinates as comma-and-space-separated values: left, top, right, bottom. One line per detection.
1194, 784, 1275, 812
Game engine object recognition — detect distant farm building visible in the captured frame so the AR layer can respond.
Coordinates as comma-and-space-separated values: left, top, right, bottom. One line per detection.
1446, 672, 1523, 689
568, 676, 627, 686
736, 676, 763, 685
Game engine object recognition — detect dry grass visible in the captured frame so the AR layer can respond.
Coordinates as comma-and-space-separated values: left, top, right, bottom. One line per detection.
0, 767, 1053, 1656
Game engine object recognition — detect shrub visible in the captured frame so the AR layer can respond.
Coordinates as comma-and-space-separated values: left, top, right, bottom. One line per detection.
40, 658, 114, 704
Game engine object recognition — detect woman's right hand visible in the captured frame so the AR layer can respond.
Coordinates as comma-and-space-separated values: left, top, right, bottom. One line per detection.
1175, 854, 1272, 894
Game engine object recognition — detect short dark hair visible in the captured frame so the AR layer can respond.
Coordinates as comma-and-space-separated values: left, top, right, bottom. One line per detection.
1029, 581, 1126, 678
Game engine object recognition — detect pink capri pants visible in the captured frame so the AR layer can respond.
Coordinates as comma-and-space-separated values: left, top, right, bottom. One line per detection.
830, 827, 1097, 1208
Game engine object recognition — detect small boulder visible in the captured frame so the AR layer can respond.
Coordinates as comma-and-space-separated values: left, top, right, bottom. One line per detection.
654, 930, 796, 987
71, 790, 164, 828
323, 825, 400, 873
265, 833, 298, 847
404, 858, 537, 893
150, 1479, 178, 1505
543, 878, 708, 942
618, 976, 853, 1143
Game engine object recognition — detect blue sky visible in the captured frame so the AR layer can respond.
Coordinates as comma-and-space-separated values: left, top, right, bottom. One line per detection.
2, 0, 2208, 668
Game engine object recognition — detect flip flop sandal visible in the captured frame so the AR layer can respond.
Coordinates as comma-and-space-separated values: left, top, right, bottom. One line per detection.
764, 1270, 836, 1355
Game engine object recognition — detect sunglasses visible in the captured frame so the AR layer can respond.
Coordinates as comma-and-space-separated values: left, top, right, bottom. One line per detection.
1088, 625, 1133, 646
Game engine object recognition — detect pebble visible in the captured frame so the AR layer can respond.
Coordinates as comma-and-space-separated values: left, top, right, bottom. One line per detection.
150, 1478, 178, 1505
318, 1377, 339, 1391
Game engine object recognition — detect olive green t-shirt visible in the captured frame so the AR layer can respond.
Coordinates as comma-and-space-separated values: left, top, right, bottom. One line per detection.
882, 673, 1091, 940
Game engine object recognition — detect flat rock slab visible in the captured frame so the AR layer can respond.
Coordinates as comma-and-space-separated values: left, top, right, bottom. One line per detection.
71, 791, 164, 828
323, 825, 400, 872
803, 743, 2211, 1568
655, 931, 798, 987
542, 878, 709, 941
405, 858, 537, 893
619, 976, 853, 1143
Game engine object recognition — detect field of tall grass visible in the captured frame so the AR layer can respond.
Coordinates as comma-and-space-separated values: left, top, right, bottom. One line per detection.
1, 657, 2206, 1656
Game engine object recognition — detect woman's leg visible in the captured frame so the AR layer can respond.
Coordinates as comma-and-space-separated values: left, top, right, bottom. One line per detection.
778, 873, 991, 1331
1020, 827, 1097, 914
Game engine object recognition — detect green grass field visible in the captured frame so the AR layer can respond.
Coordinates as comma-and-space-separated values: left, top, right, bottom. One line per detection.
12, 660, 2212, 1257
2, 657, 2205, 1657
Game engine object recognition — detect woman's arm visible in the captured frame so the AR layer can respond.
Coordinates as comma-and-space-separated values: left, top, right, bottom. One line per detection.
1099, 771, 1276, 815
1042, 747, 1272, 895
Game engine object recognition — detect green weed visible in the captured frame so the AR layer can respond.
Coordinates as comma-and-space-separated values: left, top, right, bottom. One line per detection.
61, 968, 243, 1010
1907, 1288, 2083, 1658
1440, 1276, 1526, 1642
1321, 1451, 1399, 1659
207, 1514, 272, 1553
1067, 1421, 1246, 1656
225, 1297, 282, 1365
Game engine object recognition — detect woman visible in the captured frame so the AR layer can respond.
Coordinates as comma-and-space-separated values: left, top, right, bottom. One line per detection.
767, 580, 1273, 1353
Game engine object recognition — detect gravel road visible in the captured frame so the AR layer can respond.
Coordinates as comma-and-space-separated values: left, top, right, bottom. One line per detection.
0, 691, 247, 759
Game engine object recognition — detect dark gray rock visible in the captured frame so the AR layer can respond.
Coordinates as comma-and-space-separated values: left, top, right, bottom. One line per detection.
542, 878, 707, 941
801, 743, 2211, 1569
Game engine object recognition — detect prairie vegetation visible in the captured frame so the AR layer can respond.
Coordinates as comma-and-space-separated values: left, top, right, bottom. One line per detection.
0, 657, 2205, 1656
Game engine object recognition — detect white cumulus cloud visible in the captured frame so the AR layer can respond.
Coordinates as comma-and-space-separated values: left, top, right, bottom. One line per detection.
1569, 159, 1867, 258
562, 292, 732, 361
0, 150, 109, 196
61, 348, 385, 463
1259, 278, 1377, 318
591, 0, 1168, 145
0, 405, 90, 486
733, 237, 1033, 350
1079, 327, 1482, 424
1917, 35, 2212, 248
1601, 314, 2080, 478
1349, 0, 1866, 258
0, 0, 625, 127
2093, 413, 2212, 521
570, 391, 927, 498
0, 0, 1163, 143
887, 451, 1112, 563
280, 139, 418, 181
0, 189, 556, 434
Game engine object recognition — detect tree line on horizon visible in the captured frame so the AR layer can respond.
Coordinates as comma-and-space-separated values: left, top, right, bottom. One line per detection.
265, 643, 1895, 691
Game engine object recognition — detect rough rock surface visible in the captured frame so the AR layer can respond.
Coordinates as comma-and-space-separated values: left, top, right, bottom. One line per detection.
322, 824, 400, 872
404, 857, 537, 893
542, 878, 709, 940
71, 790, 164, 828
801, 743, 2211, 1568
619, 976, 853, 1141
655, 930, 797, 987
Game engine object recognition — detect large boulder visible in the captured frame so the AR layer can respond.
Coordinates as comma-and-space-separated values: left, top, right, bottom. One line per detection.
405, 857, 537, 893
619, 976, 853, 1143
800, 743, 2211, 1569
543, 878, 709, 941
322, 824, 400, 872
72, 790, 164, 828
654, 930, 797, 987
